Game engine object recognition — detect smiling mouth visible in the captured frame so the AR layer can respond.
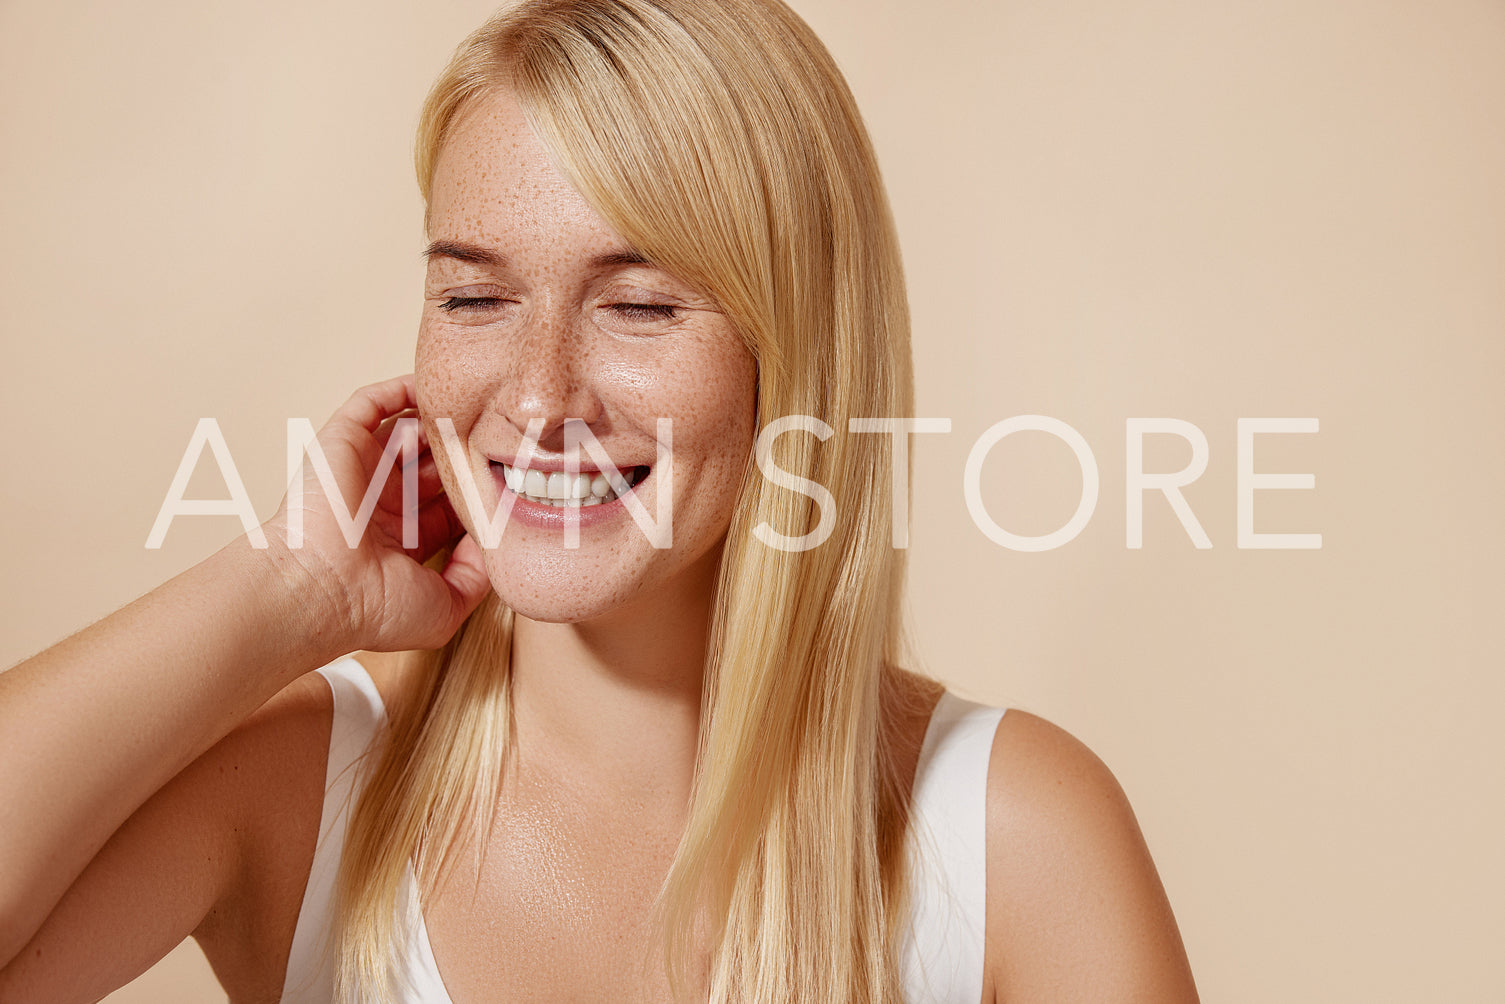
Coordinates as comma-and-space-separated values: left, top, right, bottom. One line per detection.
492, 461, 650, 507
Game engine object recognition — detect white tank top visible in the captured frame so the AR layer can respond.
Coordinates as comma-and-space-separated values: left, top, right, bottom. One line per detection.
281, 657, 1006, 1003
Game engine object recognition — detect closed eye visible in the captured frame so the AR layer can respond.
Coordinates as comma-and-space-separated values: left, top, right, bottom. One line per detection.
439, 296, 508, 313
609, 303, 679, 321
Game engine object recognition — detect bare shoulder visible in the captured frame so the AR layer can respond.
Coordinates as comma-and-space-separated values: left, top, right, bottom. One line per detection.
985, 710, 1136, 849
982, 710, 1199, 1003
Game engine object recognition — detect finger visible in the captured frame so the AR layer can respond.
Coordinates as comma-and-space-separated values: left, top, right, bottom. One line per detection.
331, 374, 419, 433
380, 488, 466, 563
414, 453, 446, 500
371, 441, 445, 516
440, 534, 492, 625
405, 494, 467, 562
385, 450, 444, 504
348, 414, 423, 501
373, 407, 421, 450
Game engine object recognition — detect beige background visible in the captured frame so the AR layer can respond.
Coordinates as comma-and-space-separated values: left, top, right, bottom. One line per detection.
2, 0, 1501, 1000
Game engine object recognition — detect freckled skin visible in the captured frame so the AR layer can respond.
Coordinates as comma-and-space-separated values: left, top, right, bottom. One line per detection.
416, 89, 758, 624
406, 88, 763, 999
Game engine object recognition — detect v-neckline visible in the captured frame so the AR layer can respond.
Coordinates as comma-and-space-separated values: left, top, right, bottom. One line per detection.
406, 690, 962, 1004
401, 862, 458, 1003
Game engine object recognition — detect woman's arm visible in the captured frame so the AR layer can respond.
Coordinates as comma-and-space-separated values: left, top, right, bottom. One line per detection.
0, 375, 489, 973
983, 711, 1200, 1002
0, 538, 343, 968
0, 669, 334, 1001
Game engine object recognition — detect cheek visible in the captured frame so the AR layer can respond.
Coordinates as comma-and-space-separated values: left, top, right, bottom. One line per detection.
415, 325, 500, 427
603, 341, 756, 442
414, 326, 461, 413
705, 347, 759, 448
677, 346, 759, 499
414, 328, 447, 419
415, 337, 454, 457
415, 326, 489, 516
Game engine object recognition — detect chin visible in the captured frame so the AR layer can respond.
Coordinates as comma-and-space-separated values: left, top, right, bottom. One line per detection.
499, 595, 610, 625
480, 555, 646, 625
475, 524, 727, 626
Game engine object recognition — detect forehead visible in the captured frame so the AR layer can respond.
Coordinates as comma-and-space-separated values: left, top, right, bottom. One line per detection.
426, 88, 621, 254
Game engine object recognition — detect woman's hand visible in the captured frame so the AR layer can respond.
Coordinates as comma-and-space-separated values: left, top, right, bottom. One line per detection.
261, 374, 491, 654
0, 375, 490, 970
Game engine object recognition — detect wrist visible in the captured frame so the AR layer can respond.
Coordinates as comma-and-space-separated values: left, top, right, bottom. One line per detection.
215, 533, 361, 670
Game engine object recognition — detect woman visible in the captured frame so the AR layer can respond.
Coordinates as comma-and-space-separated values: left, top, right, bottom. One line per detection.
0, 0, 1197, 1000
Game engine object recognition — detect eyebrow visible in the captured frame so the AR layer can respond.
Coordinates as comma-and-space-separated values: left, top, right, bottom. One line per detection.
422, 239, 652, 271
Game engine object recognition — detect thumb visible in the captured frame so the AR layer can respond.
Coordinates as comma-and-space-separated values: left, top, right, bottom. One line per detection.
440, 533, 492, 624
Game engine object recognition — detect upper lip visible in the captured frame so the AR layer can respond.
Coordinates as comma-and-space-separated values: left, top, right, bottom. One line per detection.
484, 453, 648, 474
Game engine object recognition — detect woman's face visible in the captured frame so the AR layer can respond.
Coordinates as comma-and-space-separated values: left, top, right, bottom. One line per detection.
416, 89, 758, 623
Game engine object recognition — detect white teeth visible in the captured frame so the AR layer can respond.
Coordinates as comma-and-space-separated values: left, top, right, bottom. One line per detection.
498, 463, 643, 506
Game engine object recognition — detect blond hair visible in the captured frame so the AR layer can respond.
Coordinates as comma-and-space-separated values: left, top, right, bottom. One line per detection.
336, 1, 919, 998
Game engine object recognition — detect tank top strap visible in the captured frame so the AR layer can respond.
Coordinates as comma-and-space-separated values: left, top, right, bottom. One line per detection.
900, 691, 1008, 1004
281, 668, 1003, 1002
281, 656, 388, 1002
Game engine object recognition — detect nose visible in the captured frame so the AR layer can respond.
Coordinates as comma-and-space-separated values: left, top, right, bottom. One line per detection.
491, 307, 604, 453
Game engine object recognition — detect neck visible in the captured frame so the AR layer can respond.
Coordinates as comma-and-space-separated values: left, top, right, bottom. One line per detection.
506, 546, 719, 805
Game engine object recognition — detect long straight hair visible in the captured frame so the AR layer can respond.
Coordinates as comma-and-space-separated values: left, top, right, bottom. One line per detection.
334, 1, 919, 999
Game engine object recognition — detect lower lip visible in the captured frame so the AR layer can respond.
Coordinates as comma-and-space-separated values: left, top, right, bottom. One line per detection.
487, 467, 645, 531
